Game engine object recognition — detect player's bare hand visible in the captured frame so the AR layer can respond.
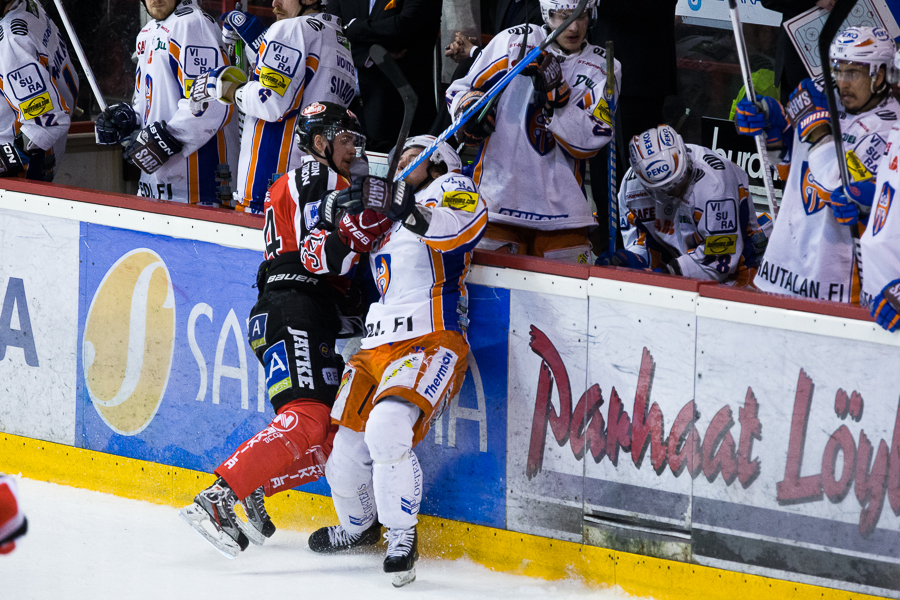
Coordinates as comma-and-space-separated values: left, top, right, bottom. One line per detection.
445, 32, 476, 63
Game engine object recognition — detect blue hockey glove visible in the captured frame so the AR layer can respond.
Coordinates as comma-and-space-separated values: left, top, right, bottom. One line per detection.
735, 96, 788, 145
829, 180, 876, 226
871, 279, 900, 332
785, 79, 830, 143
595, 249, 649, 269
221, 11, 266, 53
95, 102, 140, 145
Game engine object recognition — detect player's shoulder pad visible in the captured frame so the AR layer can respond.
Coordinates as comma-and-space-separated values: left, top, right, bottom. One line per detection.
301, 14, 327, 32
169, 0, 215, 26
429, 172, 482, 211
690, 145, 740, 197
497, 23, 543, 54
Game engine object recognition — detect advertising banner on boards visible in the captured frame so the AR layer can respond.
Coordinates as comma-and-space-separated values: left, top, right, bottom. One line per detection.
0, 208, 80, 446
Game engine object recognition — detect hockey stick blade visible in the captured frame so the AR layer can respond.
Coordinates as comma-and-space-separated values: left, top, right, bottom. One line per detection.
369, 44, 418, 183
817, 0, 864, 273
394, 0, 589, 182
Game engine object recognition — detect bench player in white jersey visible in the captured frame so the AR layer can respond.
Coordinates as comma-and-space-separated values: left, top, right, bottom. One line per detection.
94, 0, 237, 205
446, 0, 619, 263
0, 0, 79, 182
736, 26, 898, 303
603, 126, 762, 285
301, 136, 486, 586
192, 3, 355, 214
179, 103, 380, 558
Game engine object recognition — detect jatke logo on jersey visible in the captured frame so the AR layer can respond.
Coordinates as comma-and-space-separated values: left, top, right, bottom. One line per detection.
82, 249, 176, 435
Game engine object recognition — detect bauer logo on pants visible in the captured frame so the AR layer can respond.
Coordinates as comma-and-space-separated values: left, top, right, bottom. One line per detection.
82, 249, 176, 435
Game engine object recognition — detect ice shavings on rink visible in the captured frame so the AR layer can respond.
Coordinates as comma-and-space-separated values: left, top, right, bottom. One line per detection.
0, 477, 654, 600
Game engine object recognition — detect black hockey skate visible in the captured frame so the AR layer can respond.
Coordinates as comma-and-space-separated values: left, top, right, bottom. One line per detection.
179, 478, 250, 559
237, 486, 276, 546
307, 518, 382, 554
383, 526, 418, 587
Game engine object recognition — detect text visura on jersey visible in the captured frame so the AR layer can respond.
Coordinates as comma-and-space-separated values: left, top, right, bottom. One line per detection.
234, 14, 356, 213
757, 93, 900, 303
0, 0, 78, 178
619, 145, 760, 284
446, 24, 620, 230
861, 125, 900, 308
133, 0, 238, 204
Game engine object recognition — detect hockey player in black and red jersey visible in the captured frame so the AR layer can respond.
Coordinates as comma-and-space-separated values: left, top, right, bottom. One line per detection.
601, 125, 763, 285
736, 26, 899, 303
0, 0, 79, 182
179, 102, 383, 559
301, 136, 486, 586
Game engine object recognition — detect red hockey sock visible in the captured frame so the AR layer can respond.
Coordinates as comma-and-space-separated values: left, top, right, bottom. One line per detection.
214, 400, 335, 500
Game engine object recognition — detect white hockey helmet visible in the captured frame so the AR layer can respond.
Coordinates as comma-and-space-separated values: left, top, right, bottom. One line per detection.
402, 135, 462, 174
539, 0, 598, 26
830, 26, 894, 78
628, 125, 691, 194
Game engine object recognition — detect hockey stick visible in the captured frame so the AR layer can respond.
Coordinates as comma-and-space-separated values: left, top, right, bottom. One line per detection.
475, 9, 531, 126
52, 0, 106, 111
818, 0, 863, 278
369, 44, 418, 182
231, 1, 246, 73
606, 41, 617, 256
728, 0, 778, 218
394, 0, 589, 182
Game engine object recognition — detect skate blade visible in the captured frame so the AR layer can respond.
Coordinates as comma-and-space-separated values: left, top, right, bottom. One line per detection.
179, 504, 240, 559
233, 502, 267, 547
391, 567, 416, 588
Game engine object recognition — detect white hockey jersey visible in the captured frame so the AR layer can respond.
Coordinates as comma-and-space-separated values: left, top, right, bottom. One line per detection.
132, 0, 238, 204
755, 94, 899, 303
0, 0, 78, 178
233, 13, 356, 213
619, 145, 760, 283
861, 125, 900, 308
446, 24, 620, 230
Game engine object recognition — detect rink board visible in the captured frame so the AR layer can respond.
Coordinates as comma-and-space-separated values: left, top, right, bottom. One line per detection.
2, 183, 900, 599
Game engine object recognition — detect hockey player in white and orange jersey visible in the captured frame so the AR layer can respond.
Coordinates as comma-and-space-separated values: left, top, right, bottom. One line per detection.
736, 26, 899, 303
301, 136, 486, 586
605, 126, 763, 285
94, 0, 237, 205
0, 0, 79, 181
191, 8, 356, 214
446, 0, 619, 262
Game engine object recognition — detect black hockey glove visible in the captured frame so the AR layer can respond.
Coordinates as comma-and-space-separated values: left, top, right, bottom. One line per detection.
15, 133, 55, 182
454, 90, 496, 146
0, 142, 26, 178
95, 102, 140, 145
521, 51, 570, 111
123, 121, 184, 175
317, 189, 344, 230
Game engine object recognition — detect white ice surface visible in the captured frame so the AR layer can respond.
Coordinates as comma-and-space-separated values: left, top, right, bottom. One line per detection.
0, 477, 651, 600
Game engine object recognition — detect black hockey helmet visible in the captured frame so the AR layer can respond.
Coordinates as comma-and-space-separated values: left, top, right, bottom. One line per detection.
296, 102, 365, 159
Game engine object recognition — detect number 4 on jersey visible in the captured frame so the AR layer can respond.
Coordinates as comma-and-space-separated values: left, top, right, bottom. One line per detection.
264, 206, 283, 259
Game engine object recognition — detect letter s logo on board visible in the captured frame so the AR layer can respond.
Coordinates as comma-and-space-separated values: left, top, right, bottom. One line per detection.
82, 249, 175, 435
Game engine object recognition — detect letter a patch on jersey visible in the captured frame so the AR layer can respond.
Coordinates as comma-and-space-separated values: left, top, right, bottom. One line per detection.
248, 313, 268, 350
264, 340, 292, 400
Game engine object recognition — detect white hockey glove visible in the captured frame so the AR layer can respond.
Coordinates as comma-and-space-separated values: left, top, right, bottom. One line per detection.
190, 66, 248, 113
123, 121, 184, 175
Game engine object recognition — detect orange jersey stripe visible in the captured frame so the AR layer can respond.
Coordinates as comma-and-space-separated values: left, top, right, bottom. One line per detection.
424, 210, 489, 253
429, 248, 445, 331
555, 135, 597, 160
244, 118, 267, 203
473, 57, 508, 90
